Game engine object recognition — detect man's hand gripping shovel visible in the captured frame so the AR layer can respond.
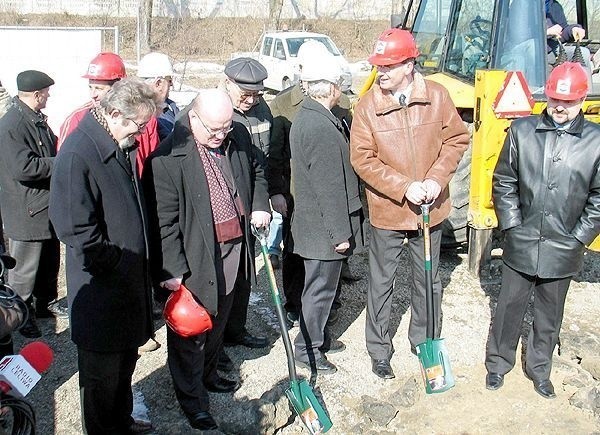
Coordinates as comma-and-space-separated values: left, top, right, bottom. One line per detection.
251, 224, 333, 434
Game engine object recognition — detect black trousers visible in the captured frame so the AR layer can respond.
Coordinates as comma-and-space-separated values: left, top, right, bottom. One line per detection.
168, 290, 234, 417
365, 224, 443, 360
281, 216, 342, 314
224, 272, 252, 341
294, 259, 342, 362
8, 238, 60, 306
485, 263, 571, 382
78, 347, 138, 435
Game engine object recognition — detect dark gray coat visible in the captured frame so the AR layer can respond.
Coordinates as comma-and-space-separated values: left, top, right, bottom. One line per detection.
49, 113, 153, 352
143, 114, 270, 315
493, 111, 600, 278
290, 97, 363, 261
233, 97, 272, 173
0, 97, 56, 240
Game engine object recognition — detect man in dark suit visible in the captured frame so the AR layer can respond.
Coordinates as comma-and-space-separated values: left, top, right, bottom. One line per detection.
144, 89, 270, 431
0, 70, 67, 339
49, 78, 157, 434
290, 53, 363, 374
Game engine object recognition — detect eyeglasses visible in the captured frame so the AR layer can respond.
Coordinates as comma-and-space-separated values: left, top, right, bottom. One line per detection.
239, 90, 263, 102
125, 117, 148, 133
192, 108, 233, 138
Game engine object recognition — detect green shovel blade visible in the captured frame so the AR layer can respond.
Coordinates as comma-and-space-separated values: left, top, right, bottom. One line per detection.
286, 379, 333, 434
416, 337, 455, 394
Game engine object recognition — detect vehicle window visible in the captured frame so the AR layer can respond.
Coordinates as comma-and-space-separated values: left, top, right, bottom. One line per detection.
411, 0, 452, 72
444, 0, 495, 80
262, 37, 273, 56
494, 0, 546, 93
285, 37, 341, 57
274, 39, 286, 60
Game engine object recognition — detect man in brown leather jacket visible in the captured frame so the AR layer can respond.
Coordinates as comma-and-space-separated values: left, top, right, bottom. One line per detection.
350, 29, 469, 379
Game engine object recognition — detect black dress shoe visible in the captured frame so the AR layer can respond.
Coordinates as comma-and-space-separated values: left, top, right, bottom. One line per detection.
533, 379, 556, 399
319, 340, 346, 354
295, 357, 337, 374
205, 377, 240, 393
224, 332, 268, 348
128, 419, 153, 434
19, 317, 41, 338
217, 352, 235, 372
486, 372, 504, 390
36, 301, 69, 319
269, 254, 280, 269
188, 411, 218, 430
340, 262, 361, 282
371, 359, 395, 379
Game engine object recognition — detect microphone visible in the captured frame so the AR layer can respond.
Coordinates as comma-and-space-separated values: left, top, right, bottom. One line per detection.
0, 341, 54, 397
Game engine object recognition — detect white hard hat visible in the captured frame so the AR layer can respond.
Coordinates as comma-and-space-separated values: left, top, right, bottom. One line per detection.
297, 40, 331, 67
300, 53, 341, 83
137, 52, 174, 78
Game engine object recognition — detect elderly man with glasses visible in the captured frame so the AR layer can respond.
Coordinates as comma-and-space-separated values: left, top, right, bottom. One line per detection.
219, 57, 275, 352
143, 89, 270, 431
49, 77, 159, 434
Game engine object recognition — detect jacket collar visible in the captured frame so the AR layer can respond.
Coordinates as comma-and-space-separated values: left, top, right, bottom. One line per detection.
78, 113, 121, 164
301, 97, 345, 136
290, 83, 305, 107
371, 71, 430, 116
13, 96, 46, 124
536, 109, 584, 135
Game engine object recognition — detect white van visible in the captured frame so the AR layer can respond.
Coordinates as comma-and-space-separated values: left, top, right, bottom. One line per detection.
256, 31, 352, 92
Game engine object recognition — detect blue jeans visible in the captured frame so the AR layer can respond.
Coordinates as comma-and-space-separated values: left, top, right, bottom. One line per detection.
267, 211, 283, 256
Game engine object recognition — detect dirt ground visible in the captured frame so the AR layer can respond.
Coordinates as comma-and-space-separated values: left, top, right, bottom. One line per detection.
4, 13, 600, 435
17, 245, 600, 434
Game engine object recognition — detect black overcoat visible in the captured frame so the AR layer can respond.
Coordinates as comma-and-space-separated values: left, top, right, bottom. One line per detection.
143, 112, 270, 315
493, 111, 600, 278
0, 97, 56, 240
49, 113, 153, 352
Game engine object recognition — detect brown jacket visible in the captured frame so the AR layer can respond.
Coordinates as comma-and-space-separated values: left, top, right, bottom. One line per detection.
350, 72, 469, 230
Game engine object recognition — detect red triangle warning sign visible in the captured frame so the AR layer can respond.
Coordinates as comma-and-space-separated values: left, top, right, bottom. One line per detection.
492, 71, 535, 118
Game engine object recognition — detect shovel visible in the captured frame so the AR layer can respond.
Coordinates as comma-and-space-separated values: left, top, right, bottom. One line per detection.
251, 224, 333, 434
415, 202, 455, 394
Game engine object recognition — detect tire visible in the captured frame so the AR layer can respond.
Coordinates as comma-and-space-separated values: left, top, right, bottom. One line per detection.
441, 122, 473, 248
282, 77, 292, 90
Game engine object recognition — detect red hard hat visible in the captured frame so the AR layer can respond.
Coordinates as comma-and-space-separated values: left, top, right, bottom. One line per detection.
545, 62, 588, 100
82, 52, 126, 81
368, 29, 420, 66
163, 284, 213, 337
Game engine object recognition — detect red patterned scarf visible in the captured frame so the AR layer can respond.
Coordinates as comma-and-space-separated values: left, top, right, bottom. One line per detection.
196, 141, 243, 243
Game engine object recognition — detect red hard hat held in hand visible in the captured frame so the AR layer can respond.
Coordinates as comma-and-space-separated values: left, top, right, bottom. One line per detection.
545, 62, 588, 100
368, 28, 420, 66
163, 284, 213, 337
82, 52, 127, 81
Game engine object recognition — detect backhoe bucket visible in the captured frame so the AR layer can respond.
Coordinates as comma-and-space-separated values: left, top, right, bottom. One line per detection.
416, 337, 455, 394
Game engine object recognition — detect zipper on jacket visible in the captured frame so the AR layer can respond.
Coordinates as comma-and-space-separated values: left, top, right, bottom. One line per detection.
400, 102, 420, 229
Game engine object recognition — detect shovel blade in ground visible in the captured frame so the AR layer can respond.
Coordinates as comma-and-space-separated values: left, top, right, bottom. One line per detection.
416, 337, 455, 394
286, 380, 333, 434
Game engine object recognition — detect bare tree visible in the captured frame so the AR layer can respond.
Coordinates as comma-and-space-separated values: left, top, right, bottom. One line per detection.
139, 0, 153, 54
269, 0, 284, 29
